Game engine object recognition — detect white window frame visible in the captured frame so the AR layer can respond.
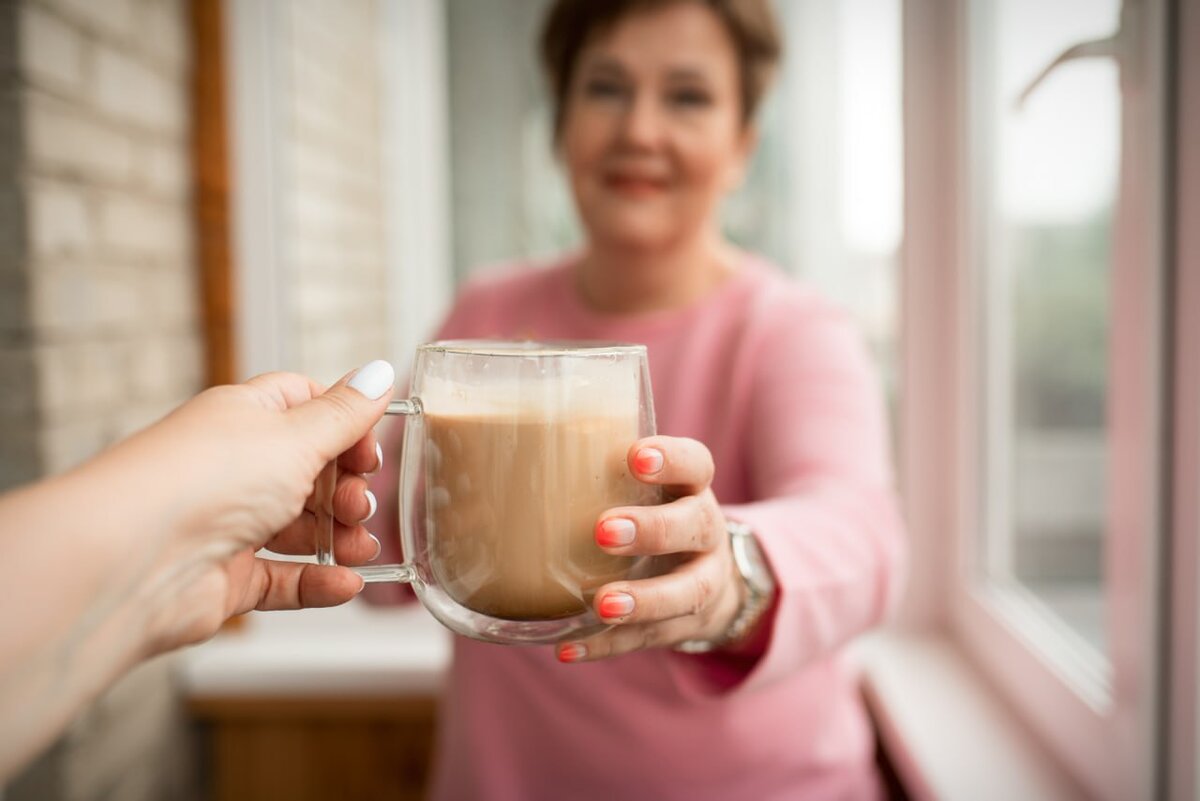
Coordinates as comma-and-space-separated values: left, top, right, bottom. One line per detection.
226, 0, 293, 379
379, 0, 454, 365
899, 0, 1181, 798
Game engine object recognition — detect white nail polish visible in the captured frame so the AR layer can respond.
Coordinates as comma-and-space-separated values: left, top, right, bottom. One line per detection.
363, 490, 377, 522
347, 359, 395, 400
371, 441, 384, 474
367, 532, 382, 562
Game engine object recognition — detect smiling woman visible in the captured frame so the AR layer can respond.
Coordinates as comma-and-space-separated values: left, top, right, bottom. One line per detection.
547, 0, 779, 312
364, 2, 907, 800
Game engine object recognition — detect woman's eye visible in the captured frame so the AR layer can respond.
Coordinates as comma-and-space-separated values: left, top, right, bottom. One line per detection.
669, 88, 712, 108
584, 80, 627, 99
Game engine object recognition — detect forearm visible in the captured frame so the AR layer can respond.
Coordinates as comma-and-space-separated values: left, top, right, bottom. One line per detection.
0, 438, 193, 780
666, 483, 904, 697
720, 483, 906, 678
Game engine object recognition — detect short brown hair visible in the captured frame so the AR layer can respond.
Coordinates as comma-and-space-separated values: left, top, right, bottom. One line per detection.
539, 0, 782, 135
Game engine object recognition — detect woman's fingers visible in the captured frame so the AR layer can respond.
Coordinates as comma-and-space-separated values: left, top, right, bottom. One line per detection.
556, 617, 697, 663
337, 432, 382, 475
332, 473, 375, 525
596, 491, 723, 556
251, 561, 364, 611
557, 554, 741, 663
302, 471, 376, 525
591, 551, 730, 625
627, 435, 715, 497
264, 517, 381, 565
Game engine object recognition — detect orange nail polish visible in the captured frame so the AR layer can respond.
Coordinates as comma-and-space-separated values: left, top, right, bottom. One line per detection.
558, 643, 588, 663
599, 592, 635, 620
596, 518, 636, 548
635, 447, 664, 475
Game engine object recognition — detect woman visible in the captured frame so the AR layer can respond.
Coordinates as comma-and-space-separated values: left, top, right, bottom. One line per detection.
370, 1, 905, 798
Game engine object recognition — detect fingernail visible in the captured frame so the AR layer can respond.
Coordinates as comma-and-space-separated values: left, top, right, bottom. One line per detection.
596, 518, 636, 548
635, 448, 664, 475
599, 592, 635, 620
347, 359, 395, 400
355, 575, 366, 594
558, 643, 588, 663
369, 442, 384, 474
367, 532, 382, 562
363, 490, 377, 522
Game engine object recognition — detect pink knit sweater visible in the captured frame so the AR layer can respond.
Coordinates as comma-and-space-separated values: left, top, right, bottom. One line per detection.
367, 254, 906, 801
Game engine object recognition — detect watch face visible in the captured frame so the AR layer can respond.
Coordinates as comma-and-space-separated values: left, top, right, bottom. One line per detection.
733, 531, 775, 595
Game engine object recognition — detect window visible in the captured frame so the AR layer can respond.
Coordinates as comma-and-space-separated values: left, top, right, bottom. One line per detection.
971, 0, 1120, 673
933, 0, 1172, 797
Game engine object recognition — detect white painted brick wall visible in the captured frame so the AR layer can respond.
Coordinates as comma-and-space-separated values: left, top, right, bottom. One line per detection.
19, 4, 87, 96
280, 0, 390, 383
135, 141, 189, 199
26, 179, 91, 257
14, 0, 202, 479
51, 0, 137, 44
138, 0, 188, 74
25, 94, 136, 185
7, 2, 202, 796
94, 42, 186, 135
97, 194, 187, 260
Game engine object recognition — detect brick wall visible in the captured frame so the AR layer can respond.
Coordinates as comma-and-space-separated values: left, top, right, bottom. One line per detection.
281, 0, 390, 383
2, 1, 200, 799
0, 1, 41, 489
1, 1, 400, 796
11, 0, 202, 480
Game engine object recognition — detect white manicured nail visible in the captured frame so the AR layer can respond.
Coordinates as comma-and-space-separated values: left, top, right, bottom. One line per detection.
370, 441, 384, 474
367, 532, 382, 562
363, 490, 377, 522
347, 359, 394, 400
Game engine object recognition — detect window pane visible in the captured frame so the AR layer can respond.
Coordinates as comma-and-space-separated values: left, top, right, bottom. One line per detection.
972, 0, 1120, 659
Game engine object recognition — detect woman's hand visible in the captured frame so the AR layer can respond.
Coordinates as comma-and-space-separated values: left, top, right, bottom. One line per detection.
0, 361, 394, 781
129, 362, 395, 655
555, 436, 746, 662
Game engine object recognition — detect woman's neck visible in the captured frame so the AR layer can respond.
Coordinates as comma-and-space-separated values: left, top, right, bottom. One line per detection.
575, 234, 737, 315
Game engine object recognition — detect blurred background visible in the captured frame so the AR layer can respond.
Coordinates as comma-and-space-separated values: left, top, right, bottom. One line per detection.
0, 0, 1194, 799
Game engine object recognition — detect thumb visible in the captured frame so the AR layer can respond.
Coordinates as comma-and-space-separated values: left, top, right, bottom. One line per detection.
288, 359, 395, 463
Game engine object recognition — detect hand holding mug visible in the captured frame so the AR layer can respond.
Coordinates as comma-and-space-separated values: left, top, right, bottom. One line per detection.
555, 435, 747, 663
142, 364, 393, 655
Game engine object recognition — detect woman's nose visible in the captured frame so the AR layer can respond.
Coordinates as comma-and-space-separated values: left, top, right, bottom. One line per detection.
617, 91, 665, 149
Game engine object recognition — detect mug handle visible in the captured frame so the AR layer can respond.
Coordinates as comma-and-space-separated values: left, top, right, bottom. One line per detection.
314, 398, 422, 584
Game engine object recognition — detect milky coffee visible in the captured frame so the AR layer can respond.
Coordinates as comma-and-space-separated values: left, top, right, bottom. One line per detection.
425, 409, 646, 621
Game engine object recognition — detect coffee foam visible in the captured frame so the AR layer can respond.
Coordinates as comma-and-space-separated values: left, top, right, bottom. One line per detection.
418, 361, 641, 419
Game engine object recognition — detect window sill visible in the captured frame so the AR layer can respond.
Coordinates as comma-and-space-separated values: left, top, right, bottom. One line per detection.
855, 630, 1087, 801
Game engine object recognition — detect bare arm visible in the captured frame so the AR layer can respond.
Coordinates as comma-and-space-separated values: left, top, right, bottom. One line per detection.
0, 361, 395, 780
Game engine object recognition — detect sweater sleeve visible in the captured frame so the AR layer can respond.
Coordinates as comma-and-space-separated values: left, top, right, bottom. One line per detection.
671, 290, 907, 694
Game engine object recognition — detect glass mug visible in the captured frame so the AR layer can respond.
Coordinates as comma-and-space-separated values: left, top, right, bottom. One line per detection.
314, 341, 660, 645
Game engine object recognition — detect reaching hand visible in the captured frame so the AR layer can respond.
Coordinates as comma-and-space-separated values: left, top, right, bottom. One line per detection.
128, 361, 395, 655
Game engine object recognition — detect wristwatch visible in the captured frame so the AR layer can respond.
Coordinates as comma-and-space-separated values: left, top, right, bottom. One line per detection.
676, 520, 777, 654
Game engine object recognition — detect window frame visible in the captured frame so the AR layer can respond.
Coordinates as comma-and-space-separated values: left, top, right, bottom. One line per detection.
900, 0, 1176, 797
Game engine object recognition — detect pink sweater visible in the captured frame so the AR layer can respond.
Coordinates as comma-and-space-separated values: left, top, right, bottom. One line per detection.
368, 255, 906, 801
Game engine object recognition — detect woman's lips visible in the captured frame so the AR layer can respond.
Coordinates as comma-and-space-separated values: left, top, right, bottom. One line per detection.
603, 173, 669, 198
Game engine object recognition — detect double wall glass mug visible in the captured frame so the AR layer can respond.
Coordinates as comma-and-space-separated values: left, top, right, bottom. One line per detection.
315, 341, 661, 645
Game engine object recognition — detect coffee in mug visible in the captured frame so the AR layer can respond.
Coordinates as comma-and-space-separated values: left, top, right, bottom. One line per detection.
315, 340, 659, 645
